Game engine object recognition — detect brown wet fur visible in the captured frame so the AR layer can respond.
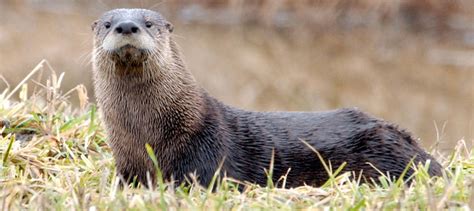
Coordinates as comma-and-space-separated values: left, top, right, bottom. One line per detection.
92, 9, 442, 188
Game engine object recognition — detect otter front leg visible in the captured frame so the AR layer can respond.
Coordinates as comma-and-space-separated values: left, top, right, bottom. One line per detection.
109, 140, 157, 187
115, 157, 156, 187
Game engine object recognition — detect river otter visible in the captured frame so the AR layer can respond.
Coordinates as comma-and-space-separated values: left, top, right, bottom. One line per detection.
91, 9, 442, 188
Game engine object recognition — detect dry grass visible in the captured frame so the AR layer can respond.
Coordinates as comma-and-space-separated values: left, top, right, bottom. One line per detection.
0, 61, 473, 209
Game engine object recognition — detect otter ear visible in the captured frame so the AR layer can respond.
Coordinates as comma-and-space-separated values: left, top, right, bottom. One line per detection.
91, 20, 98, 31
165, 22, 174, 33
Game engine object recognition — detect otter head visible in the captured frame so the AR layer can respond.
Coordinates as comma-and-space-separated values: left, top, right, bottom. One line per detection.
92, 9, 174, 74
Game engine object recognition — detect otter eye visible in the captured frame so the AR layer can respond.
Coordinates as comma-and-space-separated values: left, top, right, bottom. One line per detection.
104, 22, 111, 29
145, 21, 153, 28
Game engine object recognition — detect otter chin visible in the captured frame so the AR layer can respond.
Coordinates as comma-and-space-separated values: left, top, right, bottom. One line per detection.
91, 9, 442, 188
111, 45, 148, 65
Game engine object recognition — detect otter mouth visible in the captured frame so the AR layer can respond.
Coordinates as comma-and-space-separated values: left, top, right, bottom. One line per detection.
111, 44, 148, 65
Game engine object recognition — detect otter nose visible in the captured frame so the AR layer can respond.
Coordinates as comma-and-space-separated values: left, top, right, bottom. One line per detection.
115, 22, 140, 35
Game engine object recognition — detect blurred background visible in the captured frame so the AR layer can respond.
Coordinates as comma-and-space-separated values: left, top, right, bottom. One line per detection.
0, 0, 472, 151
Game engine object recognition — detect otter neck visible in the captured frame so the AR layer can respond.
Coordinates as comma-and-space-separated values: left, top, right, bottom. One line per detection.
94, 41, 205, 141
